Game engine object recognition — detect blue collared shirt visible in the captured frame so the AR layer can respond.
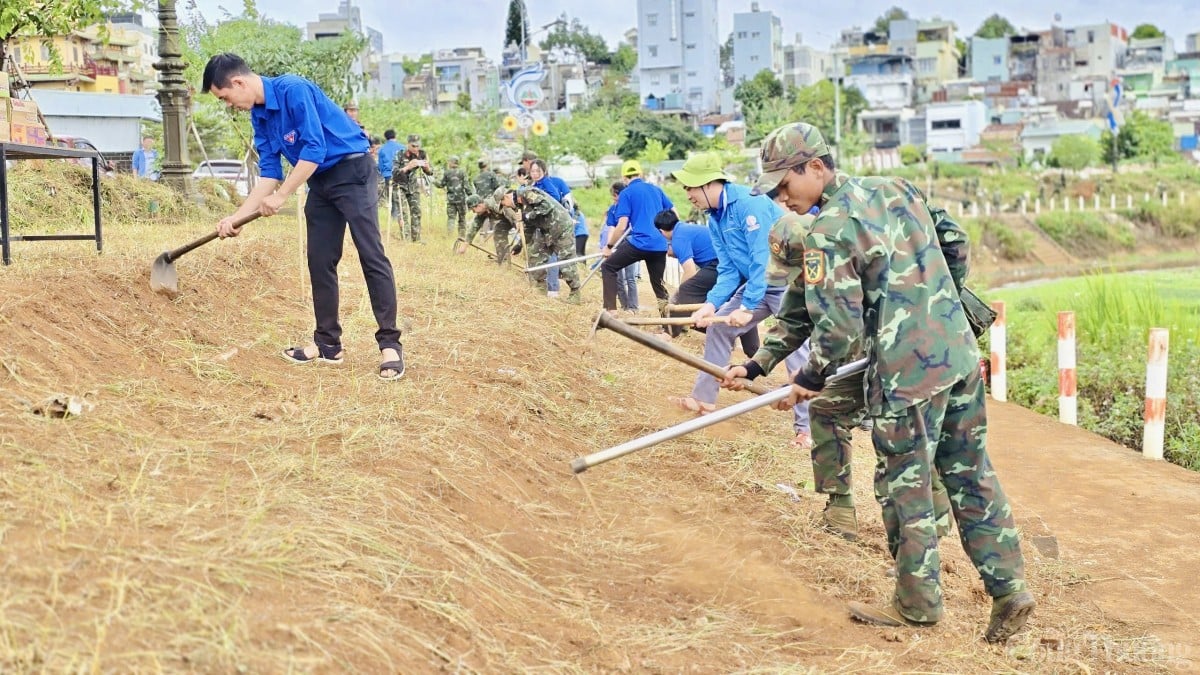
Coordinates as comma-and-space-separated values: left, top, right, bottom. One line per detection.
614, 178, 672, 252
704, 183, 784, 312
670, 222, 718, 266
533, 175, 572, 205
377, 139, 402, 179
250, 75, 368, 181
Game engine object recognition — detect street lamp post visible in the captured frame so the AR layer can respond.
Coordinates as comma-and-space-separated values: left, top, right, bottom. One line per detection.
154, 0, 194, 198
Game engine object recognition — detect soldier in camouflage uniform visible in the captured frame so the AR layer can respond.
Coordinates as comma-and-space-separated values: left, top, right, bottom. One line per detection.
437, 156, 470, 237
474, 159, 502, 200
461, 191, 521, 266
748, 122, 1034, 643
392, 134, 432, 242
725, 221, 955, 544
502, 186, 581, 302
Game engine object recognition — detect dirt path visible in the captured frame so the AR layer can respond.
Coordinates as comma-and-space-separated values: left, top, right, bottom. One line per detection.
986, 402, 1200, 664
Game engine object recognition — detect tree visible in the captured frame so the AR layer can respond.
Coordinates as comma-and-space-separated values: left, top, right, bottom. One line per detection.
456, 91, 472, 112
873, 6, 909, 35
540, 14, 610, 64
505, 0, 530, 53
733, 69, 784, 112
898, 144, 926, 165
618, 111, 701, 160
1048, 135, 1098, 171
0, 0, 141, 82
401, 54, 431, 77
1130, 24, 1164, 40
1100, 111, 1176, 167
719, 34, 734, 88
792, 80, 869, 147
610, 43, 637, 76
637, 138, 671, 167
549, 108, 626, 182
974, 13, 1017, 39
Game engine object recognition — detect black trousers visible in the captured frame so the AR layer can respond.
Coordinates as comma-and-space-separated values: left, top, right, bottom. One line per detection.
304, 154, 402, 352
601, 240, 667, 310
666, 263, 759, 355
575, 234, 588, 257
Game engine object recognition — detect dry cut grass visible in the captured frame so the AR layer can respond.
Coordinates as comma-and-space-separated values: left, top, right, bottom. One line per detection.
0, 178, 1187, 672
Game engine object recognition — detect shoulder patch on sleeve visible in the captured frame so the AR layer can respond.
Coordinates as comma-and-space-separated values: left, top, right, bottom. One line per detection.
803, 249, 826, 285
745, 214, 759, 231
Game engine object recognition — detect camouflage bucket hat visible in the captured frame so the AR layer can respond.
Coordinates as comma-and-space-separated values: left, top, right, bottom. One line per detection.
672, 153, 731, 188
466, 194, 483, 209
766, 211, 817, 286
491, 186, 510, 203
752, 122, 831, 196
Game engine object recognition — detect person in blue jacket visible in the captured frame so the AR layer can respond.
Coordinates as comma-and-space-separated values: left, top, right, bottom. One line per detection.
667, 153, 811, 448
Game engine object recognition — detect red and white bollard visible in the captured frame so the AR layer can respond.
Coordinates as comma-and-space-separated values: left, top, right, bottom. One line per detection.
1142, 328, 1169, 460
990, 301, 1007, 402
1058, 311, 1077, 425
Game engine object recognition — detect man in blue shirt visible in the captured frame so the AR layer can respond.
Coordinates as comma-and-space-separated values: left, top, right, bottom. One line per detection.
667, 153, 811, 446
654, 209, 750, 345
203, 53, 406, 381
600, 182, 639, 311
600, 160, 674, 313
377, 129, 403, 229
132, 136, 157, 179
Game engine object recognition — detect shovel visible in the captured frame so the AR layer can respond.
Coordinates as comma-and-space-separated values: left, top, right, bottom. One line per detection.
150, 213, 259, 296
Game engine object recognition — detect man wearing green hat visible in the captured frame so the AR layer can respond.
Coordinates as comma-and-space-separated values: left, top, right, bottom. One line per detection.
665, 153, 813, 449
738, 121, 1034, 643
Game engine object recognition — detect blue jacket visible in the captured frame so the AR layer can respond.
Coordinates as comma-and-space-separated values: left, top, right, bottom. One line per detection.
250, 74, 368, 181
704, 183, 784, 311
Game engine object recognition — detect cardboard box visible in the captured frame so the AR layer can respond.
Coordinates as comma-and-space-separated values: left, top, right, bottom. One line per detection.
10, 122, 47, 145
0, 124, 10, 143
7, 98, 40, 126
0, 72, 9, 98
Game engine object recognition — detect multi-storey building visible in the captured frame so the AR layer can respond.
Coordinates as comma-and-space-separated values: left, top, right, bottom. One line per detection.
898, 20, 959, 103
1119, 35, 1177, 99
6, 29, 136, 94
969, 37, 1008, 83
925, 100, 987, 153
845, 53, 914, 109
732, 2, 782, 83
782, 34, 832, 89
306, 1, 384, 99
431, 47, 499, 113
635, 0, 721, 114
1064, 23, 1128, 79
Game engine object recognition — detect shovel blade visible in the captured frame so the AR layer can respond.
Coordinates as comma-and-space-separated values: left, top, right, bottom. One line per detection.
150, 252, 179, 296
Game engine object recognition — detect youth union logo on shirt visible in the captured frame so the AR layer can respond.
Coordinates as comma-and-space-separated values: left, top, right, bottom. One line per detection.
745, 214, 760, 231
283, 130, 297, 144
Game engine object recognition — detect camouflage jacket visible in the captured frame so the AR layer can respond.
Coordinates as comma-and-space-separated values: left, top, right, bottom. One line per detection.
763, 171, 976, 415
517, 187, 573, 240
437, 167, 469, 202
391, 149, 431, 190
466, 198, 521, 241
473, 171, 502, 198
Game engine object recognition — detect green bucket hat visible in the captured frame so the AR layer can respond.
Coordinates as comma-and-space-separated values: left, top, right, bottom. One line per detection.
672, 153, 733, 188
466, 194, 483, 209
766, 211, 818, 287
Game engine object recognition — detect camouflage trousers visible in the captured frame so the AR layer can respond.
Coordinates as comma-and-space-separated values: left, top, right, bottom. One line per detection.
873, 367, 1027, 623
447, 200, 467, 237
398, 187, 422, 241
386, 181, 403, 221
809, 368, 952, 536
491, 220, 515, 266
527, 226, 580, 292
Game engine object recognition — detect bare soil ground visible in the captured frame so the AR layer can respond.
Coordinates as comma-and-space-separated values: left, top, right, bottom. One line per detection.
0, 218, 1196, 673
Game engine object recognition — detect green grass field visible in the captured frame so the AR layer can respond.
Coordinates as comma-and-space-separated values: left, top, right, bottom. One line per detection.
986, 269, 1200, 469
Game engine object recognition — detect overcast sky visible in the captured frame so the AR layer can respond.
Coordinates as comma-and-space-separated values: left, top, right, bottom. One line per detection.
180, 0, 1196, 58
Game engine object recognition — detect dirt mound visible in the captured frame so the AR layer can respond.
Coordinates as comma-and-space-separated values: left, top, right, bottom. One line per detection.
0, 222, 1189, 672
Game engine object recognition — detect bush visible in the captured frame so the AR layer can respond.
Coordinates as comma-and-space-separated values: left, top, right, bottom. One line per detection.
992, 225, 1035, 260
1121, 201, 1200, 238
1034, 211, 1135, 251
899, 144, 925, 166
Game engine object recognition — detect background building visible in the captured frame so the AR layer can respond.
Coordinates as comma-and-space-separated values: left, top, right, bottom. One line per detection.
732, 2, 782, 83
782, 34, 831, 89
635, 0, 721, 114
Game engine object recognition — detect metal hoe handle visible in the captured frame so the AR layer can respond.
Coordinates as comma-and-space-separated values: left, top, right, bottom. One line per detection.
570, 357, 869, 474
